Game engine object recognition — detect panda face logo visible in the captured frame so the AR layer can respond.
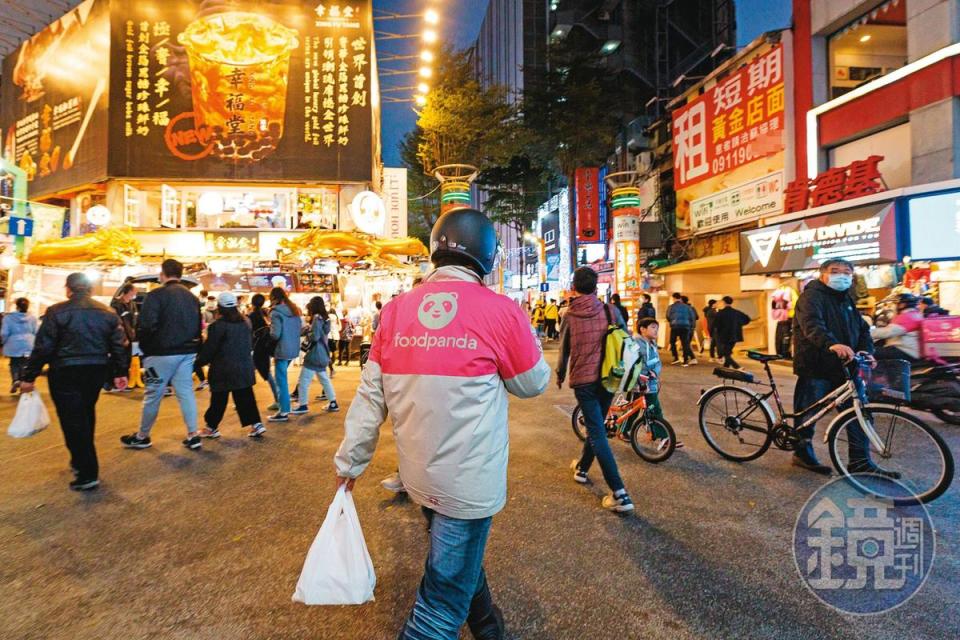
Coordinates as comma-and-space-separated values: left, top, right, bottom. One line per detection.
418, 292, 459, 330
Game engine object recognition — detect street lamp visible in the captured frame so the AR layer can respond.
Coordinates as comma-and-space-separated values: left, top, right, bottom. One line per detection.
415, 95, 427, 106
424, 9, 439, 25
419, 66, 433, 78
417, 82, 429, 94
420, 50, 434, 63
423, 29, 437, 43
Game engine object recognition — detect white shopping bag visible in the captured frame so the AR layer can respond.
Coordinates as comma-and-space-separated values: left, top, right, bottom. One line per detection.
7, 391, 51, 438
293, 485, 376, 605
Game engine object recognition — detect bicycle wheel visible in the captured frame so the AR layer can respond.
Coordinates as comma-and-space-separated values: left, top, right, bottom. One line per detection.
827, 406, 955, 505
571, 404, 587, 441
698, 386, 773, 461
630, 415, 676, 463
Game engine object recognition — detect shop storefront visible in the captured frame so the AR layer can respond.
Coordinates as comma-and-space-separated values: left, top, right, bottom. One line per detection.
740, 179, 960, 356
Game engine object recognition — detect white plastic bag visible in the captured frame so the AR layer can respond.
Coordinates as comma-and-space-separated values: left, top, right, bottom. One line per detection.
7, 391, 51, 438
293, 486, 376, 605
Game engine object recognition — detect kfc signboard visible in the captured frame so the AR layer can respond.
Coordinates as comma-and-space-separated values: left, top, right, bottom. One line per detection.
672, 42, 790, 237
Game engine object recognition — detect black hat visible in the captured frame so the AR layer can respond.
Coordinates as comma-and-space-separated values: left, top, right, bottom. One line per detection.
430, 208, 499, 275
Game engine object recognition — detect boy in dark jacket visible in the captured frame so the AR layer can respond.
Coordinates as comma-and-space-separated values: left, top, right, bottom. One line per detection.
557, 267, 634, 513
197, 292, 265, 439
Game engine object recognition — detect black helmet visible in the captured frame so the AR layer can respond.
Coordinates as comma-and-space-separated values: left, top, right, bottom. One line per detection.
896, 293, 919, 308
430, 208, 499, 275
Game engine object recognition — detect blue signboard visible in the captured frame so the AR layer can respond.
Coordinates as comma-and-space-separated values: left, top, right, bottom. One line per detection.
8, 216, 33, 238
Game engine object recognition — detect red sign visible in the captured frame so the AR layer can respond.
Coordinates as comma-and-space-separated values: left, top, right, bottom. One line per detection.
575, 167, 601, 242
783, 155, 886, 213
672, 44, 786, 191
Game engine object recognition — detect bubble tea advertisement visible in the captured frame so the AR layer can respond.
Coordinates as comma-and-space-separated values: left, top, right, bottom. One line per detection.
107, 0, 376, 182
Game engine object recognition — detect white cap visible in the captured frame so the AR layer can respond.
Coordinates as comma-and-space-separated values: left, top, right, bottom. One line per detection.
218, 292, 238, 308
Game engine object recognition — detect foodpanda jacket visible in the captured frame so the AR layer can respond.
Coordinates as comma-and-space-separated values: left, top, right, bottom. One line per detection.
334, 265, 551, 520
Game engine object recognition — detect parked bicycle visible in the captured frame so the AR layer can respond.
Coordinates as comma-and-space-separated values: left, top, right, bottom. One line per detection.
697, 351, 954, 505
572, 388, 677, 463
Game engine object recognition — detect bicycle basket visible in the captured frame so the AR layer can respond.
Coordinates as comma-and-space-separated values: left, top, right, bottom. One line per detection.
859, 359, 911, 403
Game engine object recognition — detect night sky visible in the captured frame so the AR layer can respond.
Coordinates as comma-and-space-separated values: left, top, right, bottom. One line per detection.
377, 0, 794, 168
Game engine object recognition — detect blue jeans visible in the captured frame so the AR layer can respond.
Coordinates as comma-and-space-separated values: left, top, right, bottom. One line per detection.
296, 365, 336, 406
399, 511, 494, 640
794, 375, 870, 458
274, 359, 292, 413
574, 382, 625, 494
139, 354, 198, 436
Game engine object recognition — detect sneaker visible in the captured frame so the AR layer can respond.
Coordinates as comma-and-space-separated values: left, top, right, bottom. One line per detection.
267, 413, 289, 422
602, 493, 635, 513
315, 394, 328, 401
670, 359, 683, 365
248, 423, 267, 438
182, 434, 202, 450
380, 472, 406, 493
290, 405, 309, 415
120, 433, 152, 449
267, 402, 279, 411
69, 478, 100, 491
326, 401, 340, 413
196, 381, 209, 391
199, 427, 221, 439
570, 459, 590, 484
688, 358, 699, 365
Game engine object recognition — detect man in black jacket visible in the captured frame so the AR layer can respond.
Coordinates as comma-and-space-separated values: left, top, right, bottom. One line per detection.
121, 259, 204, 451
21, 273, 129, 491
713, 297, 750, 369
702, 299, 719, 361
792, 258, 885, 476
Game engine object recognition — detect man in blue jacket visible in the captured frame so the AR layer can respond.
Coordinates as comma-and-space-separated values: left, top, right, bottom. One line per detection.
666, 292, 697, 366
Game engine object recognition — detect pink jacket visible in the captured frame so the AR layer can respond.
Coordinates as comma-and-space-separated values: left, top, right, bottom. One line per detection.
335, 266, 550, 519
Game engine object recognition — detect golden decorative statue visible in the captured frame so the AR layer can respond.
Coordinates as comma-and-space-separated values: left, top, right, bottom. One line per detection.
26, 227, 142, 264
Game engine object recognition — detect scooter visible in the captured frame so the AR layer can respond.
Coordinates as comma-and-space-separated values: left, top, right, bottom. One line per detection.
904, 360, 960, 425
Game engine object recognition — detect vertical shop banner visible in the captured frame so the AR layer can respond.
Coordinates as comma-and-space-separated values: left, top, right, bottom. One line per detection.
0, 0, 110, 198
107, 0, 375, 183
672, 42, 789, 237
574, 167, 601, 242
382, 167, 408, 239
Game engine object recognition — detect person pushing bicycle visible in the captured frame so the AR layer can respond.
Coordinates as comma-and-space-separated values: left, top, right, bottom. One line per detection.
792, 258, 890, 476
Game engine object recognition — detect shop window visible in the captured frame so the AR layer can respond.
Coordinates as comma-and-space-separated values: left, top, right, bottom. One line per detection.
828, 0, 906, 101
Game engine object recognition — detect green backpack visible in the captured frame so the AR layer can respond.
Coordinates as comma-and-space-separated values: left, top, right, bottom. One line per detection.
601, 305, 643, 393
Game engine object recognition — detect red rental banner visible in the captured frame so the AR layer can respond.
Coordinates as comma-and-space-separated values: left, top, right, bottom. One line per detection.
672, 44, 786, 192
575, 167, 601, 242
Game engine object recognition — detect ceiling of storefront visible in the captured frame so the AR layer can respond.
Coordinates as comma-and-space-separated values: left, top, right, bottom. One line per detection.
0, 0, 83, 59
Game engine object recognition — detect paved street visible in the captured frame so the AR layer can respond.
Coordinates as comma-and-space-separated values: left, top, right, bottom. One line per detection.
2, 345, 959, 640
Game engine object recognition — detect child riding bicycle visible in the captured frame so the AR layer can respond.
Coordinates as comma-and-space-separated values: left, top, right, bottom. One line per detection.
635, 318, 682, 448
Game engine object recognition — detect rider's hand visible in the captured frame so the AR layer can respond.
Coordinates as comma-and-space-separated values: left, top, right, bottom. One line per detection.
19, 380, 35, 393
335, 475, 356, 491
829, 344, 856, 363
860, 353, 878, 369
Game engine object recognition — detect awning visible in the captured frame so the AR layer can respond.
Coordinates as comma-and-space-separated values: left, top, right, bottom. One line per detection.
654, 252, 740, 275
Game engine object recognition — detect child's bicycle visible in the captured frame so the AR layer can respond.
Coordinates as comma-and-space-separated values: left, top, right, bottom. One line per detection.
572, 388, 677, 463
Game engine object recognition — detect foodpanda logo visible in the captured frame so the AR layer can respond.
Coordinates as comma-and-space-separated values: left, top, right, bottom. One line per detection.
418, 292, 458, 329
393, 291, 479, 351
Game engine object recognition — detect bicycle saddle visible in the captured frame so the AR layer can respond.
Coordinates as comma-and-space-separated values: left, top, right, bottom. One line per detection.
747, 351, 784, 363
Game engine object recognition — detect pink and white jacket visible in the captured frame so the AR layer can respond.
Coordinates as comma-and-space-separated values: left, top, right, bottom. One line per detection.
334, 266, 550, 519
871, 308, 924, 359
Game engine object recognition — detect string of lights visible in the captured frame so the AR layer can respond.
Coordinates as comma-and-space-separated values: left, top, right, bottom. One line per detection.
374, 2, 439, 107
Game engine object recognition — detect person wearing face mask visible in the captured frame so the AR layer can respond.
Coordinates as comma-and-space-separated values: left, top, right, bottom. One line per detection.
791, 258, 883, 476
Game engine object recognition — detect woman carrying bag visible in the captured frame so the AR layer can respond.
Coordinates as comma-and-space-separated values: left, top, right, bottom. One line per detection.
196, 292, 266, 439
1, 297, 38, 394
268, 287, 303, 422
291, 297, 339, 415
